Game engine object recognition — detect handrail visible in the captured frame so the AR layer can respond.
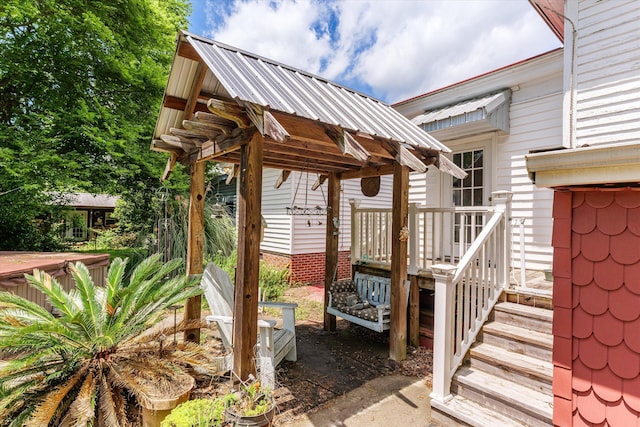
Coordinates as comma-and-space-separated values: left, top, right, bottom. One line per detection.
430, 191, 512, 404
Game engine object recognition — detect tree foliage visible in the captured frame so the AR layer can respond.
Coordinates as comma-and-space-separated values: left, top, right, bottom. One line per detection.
0, 0, 191, 250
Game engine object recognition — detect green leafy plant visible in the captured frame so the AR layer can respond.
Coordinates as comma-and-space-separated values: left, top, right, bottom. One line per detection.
0, 254, 222, 426
225, 378, 274, 418
161, 398, 227, 427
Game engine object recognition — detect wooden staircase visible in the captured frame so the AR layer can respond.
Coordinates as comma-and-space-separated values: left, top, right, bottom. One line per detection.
431, 298, 554, 427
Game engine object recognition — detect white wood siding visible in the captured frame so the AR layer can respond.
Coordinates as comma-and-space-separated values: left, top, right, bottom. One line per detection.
405, 54, 563, 270
260, 169, 293, 254
496, 75, 563, 270
575, 0, 640, 146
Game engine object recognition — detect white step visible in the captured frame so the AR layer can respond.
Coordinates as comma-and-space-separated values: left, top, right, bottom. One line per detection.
453, 366, 553, 427
470, 342, 553, 395
482, 321, 553, 361
431, 394, 529, 427
493, 302, 552, 334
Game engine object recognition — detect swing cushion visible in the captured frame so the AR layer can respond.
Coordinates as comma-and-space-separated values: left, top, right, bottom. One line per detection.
329, 279, 378, 322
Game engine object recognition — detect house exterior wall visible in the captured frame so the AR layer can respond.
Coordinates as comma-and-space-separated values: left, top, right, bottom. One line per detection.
551, 190, 640, 426
260, 168, 393, 284
568, 0, 640, 147
396, 50, 563, 270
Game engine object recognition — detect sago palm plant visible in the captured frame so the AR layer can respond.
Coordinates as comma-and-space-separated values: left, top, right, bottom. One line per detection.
0, 255, 219, 427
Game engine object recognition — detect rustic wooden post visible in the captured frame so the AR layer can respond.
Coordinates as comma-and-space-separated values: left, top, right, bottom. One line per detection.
184, 161, 206, 343
390, 163, 409, 361
324, 172, 340, 332
233, 132, 264, 381
409, 275, 420, 347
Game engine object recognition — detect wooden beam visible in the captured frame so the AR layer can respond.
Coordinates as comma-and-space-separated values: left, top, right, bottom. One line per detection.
311, 175, 327, 191
194, 111, 236, 135
336, 131, 370, 162
396, 145, 427, 173
226, 165, 239, 185
264, 111, 290, 143
151, 139, 186, 156
164, 95, 187, 111
390, 163, 409, 361
170, 127, 209, 142
340, 164, 395, 180
183, 119, 225, 140
233, 132, 264, 381
184, 62, 207, 121
263, 141, 365, 168
274, 170, 291, 189
177, 40, 201, 61
207, 97, 251, 128
324, 172, 340, 332
162, 153, 178, 181
160, 135, 197, 152
184, 161, 206, 344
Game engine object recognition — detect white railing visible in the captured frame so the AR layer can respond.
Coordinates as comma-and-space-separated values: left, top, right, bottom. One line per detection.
430, 191, 512, 403
350, 201, 495, 272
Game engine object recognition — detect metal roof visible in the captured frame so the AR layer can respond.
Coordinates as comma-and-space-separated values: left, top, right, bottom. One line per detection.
411, 90, 509, 128
154, 31, 450, 154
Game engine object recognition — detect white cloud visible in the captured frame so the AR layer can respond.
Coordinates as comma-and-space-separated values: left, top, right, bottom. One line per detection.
199, 0, 562, 103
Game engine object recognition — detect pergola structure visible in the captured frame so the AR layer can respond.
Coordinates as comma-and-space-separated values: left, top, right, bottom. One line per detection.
152, 31, 465, 381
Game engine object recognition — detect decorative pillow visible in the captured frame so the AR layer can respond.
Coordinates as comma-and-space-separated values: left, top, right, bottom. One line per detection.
333, 292, 360, 308
330, 279, 356, 294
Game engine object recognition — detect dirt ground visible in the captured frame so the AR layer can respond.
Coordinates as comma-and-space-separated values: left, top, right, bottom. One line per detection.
194, 285, 433, 426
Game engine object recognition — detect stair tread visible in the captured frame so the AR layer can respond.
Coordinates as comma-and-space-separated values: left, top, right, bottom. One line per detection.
431, 395, 528, 427
471, 343, 553, 382
454, 366, 553, 420
495, 302, 553, 321
483, 321, 553, 350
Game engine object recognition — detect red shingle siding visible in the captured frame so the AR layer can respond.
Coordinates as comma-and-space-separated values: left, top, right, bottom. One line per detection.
262, 251, 351, 286
553, 190, 640, 426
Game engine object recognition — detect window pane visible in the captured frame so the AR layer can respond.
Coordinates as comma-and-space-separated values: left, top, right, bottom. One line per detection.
463, 174, 471, 188
474, 189, 483, 206
453, 177, 461, 188
474, 169, 483, 186
463, 189, 472, 205
454, 153, 461, 166
463, 152, 472, 169
474, 150, 483, 167
453, 189, 461, 206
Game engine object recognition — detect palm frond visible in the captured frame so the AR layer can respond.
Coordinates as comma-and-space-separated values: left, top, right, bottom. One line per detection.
58, 371, 97, 427
97, 373, 125, 427
23, 364, 88, 427
105, 258, 127, 316
69, 262, 102, 340
23, 270, 79, 319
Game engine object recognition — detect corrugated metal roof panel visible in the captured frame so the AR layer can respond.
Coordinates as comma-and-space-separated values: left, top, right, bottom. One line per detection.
412, 91, 507, 126
184, 32, 450, 153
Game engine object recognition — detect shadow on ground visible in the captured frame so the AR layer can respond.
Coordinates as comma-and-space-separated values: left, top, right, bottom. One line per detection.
271, 321, 432, 425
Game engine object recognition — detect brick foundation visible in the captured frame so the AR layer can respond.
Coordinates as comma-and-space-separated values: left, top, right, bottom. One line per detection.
261, 251, 351, 286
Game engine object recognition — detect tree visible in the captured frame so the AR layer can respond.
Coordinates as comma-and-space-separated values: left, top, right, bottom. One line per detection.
0, 0, 191, 250
0, 255, 222, 426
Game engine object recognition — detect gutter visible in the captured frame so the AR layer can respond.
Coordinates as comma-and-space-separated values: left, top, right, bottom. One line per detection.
526, 142, 640, 188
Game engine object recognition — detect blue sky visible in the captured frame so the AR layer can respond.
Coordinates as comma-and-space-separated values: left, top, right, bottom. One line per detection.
187, 0, 561, 104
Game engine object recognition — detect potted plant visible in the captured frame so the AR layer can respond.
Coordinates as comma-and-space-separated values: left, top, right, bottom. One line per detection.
223, 377, 276, 427
0, 255, 223, 427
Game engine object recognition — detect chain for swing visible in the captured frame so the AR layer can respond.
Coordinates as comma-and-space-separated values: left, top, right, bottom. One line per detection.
285, 165, 328, 216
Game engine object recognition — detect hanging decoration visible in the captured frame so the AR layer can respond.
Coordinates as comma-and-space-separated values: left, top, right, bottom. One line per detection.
286, 165, 328, 216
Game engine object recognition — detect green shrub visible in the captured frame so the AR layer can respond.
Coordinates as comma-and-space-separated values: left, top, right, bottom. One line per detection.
161, 398, 226, 427
259, 261, 289, 301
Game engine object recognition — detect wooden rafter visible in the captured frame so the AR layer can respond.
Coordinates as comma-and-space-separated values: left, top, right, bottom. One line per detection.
274, 170, 291, 189
183, 120, 226, 140
336, 131, 370, 162
207, 97, 251, 128
341, 164, 395, 180
193, 111, 236, 135
396, 144, 427, 173
311, 175, 327, 191
162, 153, 178, 181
